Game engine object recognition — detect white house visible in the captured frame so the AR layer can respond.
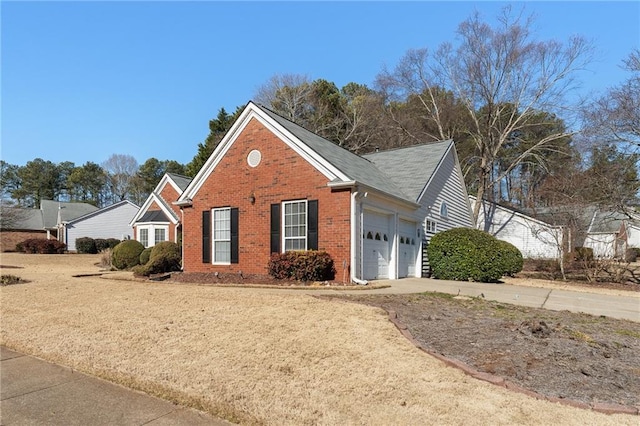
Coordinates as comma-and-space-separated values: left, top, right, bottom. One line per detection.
62, 200, 139, 251
471, 196, 564, 259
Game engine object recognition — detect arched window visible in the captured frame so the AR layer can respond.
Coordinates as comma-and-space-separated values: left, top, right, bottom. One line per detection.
366, 231, 373, 239
383, 234, 388, 241
440, 202, 449, 218
375, 232, 381, 240
400, 236, 405, 244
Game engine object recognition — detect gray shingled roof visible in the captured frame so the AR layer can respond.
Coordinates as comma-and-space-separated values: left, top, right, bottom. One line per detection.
1, 208, 44, 231
167, 173, 192, 191
255, 104, 448, 203
138, 210, 170, 223
40, 200, 99, 228
588, 210, 627, 233
363, 141, 452, 201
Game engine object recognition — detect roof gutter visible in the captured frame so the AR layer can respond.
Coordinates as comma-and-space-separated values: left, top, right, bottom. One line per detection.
329, 180, 420, 209
174, 199, 193, 207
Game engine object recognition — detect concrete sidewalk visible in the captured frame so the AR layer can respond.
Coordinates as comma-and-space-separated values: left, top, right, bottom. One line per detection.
0, 346, 232, 426
363, 278, 640, 322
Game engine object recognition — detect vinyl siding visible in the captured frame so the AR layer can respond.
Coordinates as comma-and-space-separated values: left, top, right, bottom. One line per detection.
417, 148, 473, 275
65, 203, 139, 251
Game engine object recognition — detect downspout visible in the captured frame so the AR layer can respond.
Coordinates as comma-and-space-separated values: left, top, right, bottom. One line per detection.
351, 190, 368, 285
180, 208, 185, 271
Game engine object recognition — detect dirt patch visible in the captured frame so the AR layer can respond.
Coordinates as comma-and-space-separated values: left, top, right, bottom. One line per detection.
326, 292, 640, 410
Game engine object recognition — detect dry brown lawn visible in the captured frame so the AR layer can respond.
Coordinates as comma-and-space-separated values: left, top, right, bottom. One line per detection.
0, 253, 636, 425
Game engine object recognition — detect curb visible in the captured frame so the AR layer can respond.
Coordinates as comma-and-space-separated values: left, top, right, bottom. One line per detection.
385, 309, 639, 416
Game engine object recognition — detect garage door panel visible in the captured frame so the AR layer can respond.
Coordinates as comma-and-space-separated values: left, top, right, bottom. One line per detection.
399, 220, 418, 278
363, 211, 390, 280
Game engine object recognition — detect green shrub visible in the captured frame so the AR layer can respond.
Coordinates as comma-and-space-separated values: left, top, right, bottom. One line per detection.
134, 242, 181, 277
139, 247, 152, 265
105, 238, 121, 249
574, 247, 594, 261
496, 240, 524, 277
15, 238, 66, 254
94, 238, 110, 252
111, 240, 145, 270
268, 250, 335, 282
75, 237, 97, 254
427, 228, 521, 283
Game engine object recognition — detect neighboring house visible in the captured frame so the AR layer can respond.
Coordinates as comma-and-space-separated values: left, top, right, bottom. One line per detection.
471, 196, 564, 259
130, 173, 192, 248
0, 200, 98, 252
175, 101, 473, 282
62, 200, 139, 251
583, 210, 630, 259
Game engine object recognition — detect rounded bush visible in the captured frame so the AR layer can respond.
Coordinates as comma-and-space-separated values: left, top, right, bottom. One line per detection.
106, 238, 121, 249
496, 240, 523, 277
427, 228, 522, 283
111, 240, 145, 270
134, 242, 181, 276
139, 247, 152, 265
76, 237, 97, 254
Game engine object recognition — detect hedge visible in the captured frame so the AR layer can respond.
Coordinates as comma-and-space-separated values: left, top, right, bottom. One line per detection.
15, 238, 66, 254
76, 237, 98, 254
268, 250, 335, 282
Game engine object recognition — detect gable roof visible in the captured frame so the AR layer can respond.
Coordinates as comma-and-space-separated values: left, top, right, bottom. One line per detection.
166, 173, 192, 192
180, 101, 453, 206
130, 173, 192, 226
66, 200, 139, 225
40, 200, 99, 228
587, 210, 628, 234
0, 207, 45, 231
363, 141, 453, 202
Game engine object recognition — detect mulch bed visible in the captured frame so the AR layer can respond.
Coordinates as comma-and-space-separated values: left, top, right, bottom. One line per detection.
324, 292, 640, 411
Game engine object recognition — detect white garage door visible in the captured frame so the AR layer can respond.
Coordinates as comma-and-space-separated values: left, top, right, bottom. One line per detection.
363, 211, 391, 280
398, 219, 418, 278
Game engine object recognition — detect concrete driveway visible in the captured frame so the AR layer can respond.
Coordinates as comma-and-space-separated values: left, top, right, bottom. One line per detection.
336, 277, 640, 322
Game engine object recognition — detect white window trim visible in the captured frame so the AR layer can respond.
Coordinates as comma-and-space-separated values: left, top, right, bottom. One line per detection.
136, 223, 169, 248
425, 218, 438, 234
212, 207, 231, 264
282, 200, 308, 252
440, 202, 449, 218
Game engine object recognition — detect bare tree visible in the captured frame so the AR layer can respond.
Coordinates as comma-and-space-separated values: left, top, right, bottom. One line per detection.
376, 6, 593, 221
102, 154, 139, 203
582, 49, 640, 154
254, 74, 313, 121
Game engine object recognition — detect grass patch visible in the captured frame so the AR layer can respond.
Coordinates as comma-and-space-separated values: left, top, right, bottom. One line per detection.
615, 329, 640, 339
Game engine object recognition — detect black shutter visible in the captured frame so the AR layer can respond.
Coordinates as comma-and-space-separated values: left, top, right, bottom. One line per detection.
202, 210, 211, 263
230, 207, 239, 264
307, 200, 318, 250
270, 203, 280, 253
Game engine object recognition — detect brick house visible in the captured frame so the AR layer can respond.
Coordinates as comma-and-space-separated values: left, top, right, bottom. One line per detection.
175, 102, 473, 282
130, 173, 192, 248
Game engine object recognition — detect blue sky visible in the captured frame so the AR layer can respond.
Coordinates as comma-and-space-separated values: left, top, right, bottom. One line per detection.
2, 1, 639, 168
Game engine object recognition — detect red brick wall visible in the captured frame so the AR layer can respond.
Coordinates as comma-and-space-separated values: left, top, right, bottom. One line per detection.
133, 198, 178, 244
159, 183, 182, 219
1, 230, 49, 252
182, 117, 351, 279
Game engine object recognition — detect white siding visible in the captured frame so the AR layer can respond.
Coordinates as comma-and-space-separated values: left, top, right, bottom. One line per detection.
584, 233, 617, 259
474, 199, 563, 259
627, 224, 640, 248
418, 149, 473, 275
419, 149, 473, 232
65, 202, 139, 251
